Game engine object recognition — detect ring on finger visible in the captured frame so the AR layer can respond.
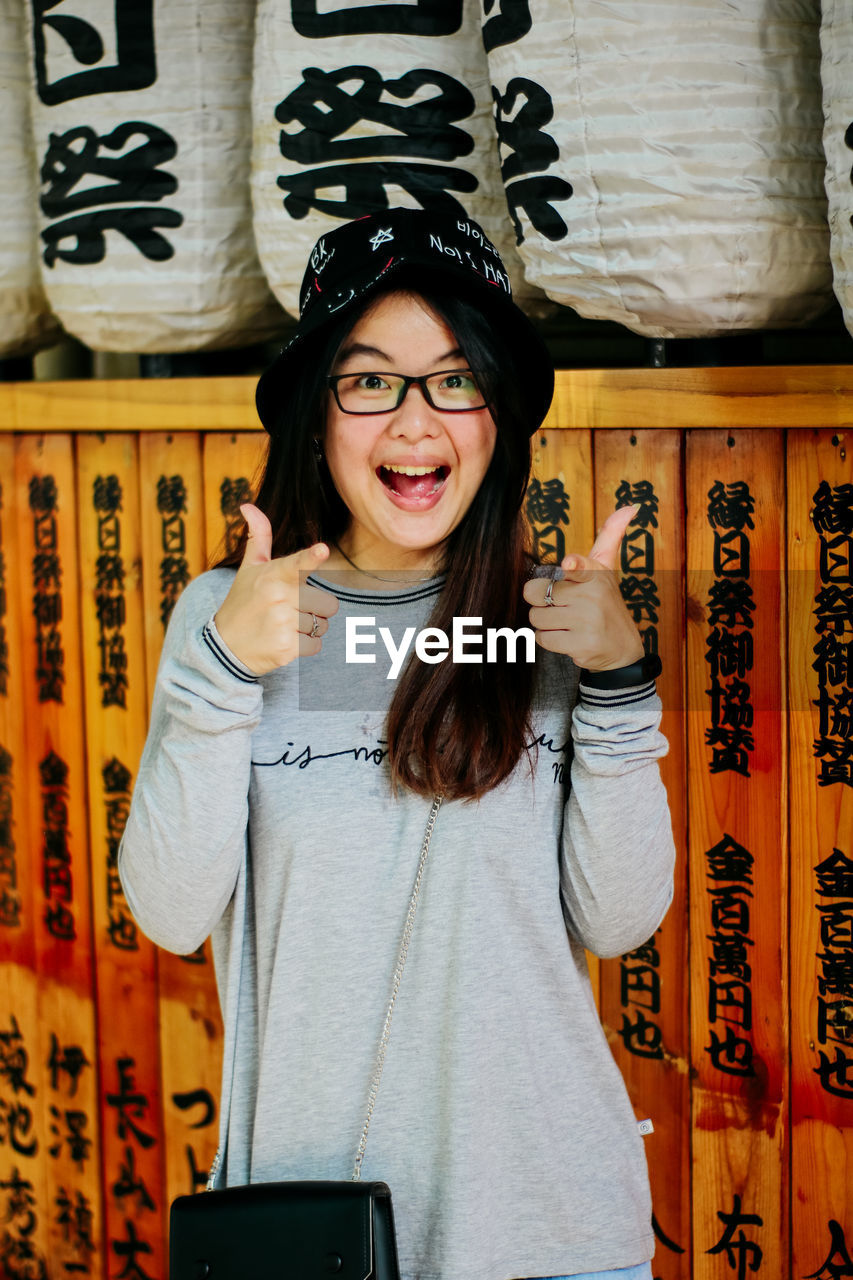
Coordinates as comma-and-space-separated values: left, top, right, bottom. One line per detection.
544, 579, 556, 607
309, 613, 321, 638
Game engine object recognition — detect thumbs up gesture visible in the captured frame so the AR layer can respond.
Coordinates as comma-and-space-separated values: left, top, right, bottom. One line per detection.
213, 504, 339, 676
523, 504, 645, 671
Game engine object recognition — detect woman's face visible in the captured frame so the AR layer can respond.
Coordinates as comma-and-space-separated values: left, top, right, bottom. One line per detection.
323, 291, 497, 570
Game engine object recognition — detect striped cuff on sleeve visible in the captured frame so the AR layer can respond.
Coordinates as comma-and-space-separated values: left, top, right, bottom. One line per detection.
578, 679, 658, 710
202, 617, 259, 684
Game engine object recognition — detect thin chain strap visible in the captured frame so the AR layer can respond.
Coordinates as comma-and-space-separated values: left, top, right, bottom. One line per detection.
351, 794, 443, 1181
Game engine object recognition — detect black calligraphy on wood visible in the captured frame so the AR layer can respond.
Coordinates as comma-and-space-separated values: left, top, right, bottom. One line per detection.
617, 931, 664, 1060
813, 846, 853, 1099
103, 758, 137, 951
704, 480, 755, 777
706, 1194, 763, 1277
811, 480, 853, 788
47, 1034, 90, 1100
40, 751, 75, 942
156, 475, 191, 631
93, 475, 129, 709
704, 834, 755, 1077
0, 749, 20, 929
106, 1057, 157, 1278
48, 1105, 91, 1170
53, 1186, 95, 1275
29, 475, 65, 704
172, 1088, 217, 1193
651, 1212, 686, 1280
111, 1218, 153, 1280
220, 478, 253, 559
616, 481, 660, 656
0, 1167, 47, 1280
46, 1024, 94, 1246
804, 1218, 853, 1279
0, 1017, 38, 1160
525, 476, 570, 563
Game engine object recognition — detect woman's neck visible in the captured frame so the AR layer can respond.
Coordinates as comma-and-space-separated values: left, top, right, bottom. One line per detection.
324, 535, 442, 588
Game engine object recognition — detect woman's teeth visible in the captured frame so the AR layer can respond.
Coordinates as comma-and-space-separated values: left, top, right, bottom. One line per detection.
385, 465, 439, 476
379, 464, 448, 496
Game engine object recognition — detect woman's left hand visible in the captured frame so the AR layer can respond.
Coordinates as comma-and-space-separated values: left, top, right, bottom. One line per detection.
523, 505, 646, 671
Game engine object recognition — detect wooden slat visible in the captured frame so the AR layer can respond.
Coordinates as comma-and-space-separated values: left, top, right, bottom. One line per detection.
201, 432, 268, 565
0, 436, 50, 1278
787, 429, 853, 1278
14, 434, 103, 1278
76, 435, 165, 1280
595, 429, 690, 1280
138, 433, 206, 698
137, 434, 223, 1207
686, 429, 788, 1279
4, 366, 853, 433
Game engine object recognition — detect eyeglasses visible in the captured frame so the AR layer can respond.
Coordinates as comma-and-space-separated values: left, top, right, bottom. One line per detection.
327, 369, 487, 415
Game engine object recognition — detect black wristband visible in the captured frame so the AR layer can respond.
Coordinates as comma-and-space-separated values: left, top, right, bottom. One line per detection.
580, 653, 662, 689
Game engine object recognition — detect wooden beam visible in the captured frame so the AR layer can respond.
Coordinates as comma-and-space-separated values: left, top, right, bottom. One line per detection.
2, 365, 853, 432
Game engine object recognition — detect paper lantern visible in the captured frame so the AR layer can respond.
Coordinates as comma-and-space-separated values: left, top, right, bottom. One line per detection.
0, 0, 59, 358
821, 0, 853, 337
27, 0, 285, 352
483, 0, 832, 337
251, 0, 550, 320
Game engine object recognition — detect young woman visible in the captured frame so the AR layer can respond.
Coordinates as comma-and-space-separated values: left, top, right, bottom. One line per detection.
119, 208, 674, 1280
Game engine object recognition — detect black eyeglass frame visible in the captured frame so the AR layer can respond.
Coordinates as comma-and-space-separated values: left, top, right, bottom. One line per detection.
326, 369, 487, 415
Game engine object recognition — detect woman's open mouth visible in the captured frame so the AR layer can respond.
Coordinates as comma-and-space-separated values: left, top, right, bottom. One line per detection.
378, 464, 449, 502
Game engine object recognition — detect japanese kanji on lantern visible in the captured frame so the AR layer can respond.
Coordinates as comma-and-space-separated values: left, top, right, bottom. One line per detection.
250, 0, 548, 320
25, 0, 285, 353
820, 1, 853, 340
481, 0, 832, 337
0, 0, 59, 358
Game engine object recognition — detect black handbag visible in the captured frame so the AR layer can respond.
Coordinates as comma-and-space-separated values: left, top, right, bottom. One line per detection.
169, 796, 443, 1280
170, 1180, 400, 1279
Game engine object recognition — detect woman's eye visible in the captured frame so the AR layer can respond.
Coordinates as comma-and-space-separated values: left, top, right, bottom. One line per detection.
358, 374, 389, 391
440, 372, 475, 390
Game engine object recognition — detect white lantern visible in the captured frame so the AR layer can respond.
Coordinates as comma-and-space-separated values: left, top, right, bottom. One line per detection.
28, 0, 285, 352
251, 0, 550, 320
0, 0, 59, 358
821, 0, 853, 337
483, 0, 832, 337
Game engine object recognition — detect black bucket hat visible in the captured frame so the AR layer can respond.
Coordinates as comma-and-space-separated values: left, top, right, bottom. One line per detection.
255, 207, 554, 436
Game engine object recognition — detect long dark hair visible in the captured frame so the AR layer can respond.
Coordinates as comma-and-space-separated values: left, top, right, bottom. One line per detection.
219, 279, 538, 800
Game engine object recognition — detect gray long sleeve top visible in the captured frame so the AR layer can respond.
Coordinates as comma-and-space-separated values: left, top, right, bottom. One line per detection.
119, 568, 676, 1280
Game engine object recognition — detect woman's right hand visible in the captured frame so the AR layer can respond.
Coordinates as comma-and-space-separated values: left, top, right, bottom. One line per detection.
213, 503, 339, 675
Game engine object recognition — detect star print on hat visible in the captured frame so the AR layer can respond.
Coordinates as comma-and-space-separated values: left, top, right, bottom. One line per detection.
368, 227, 395, 250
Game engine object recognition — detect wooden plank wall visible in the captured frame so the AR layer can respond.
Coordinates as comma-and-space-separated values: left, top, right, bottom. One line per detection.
0, 368, 851, 1280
